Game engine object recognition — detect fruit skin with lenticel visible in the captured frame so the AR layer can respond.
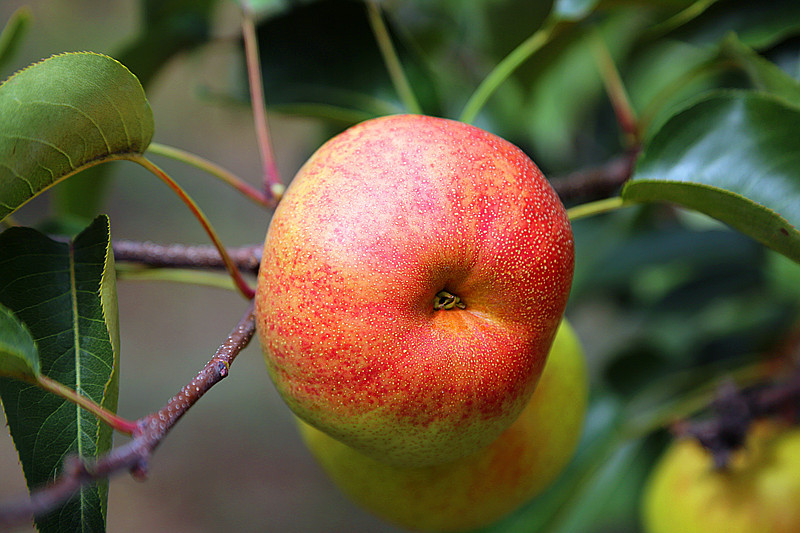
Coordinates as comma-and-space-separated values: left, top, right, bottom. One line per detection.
254, 113, 575, 468
298, 319, 588, 532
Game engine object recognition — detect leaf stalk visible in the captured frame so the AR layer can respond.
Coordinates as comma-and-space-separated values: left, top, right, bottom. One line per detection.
128, 155, 256, 299
35, 375, 138, 435
459, 18, 557, 124
147, 143, 273, 207
367, 1, 422, 114
567, 196, 626, 220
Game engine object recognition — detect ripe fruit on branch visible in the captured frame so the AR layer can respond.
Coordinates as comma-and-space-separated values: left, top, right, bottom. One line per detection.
256, 114, 574, 467
642, 420, 800, 533
298, 320, 588, 532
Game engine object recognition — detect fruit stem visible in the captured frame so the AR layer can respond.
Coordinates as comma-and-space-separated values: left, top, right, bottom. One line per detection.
366, 1, 422, 114
434, 290, 466, 310
567, 196, 626, 221
146, 142, 274, 208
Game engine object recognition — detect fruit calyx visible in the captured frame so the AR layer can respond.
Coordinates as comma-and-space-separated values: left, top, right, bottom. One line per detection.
433, 290, 467, 310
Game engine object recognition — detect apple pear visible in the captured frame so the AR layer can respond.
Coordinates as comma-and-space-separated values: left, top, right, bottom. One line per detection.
642, 420, 800, 533
256, 114, 574, 467
298, 319, 588, 532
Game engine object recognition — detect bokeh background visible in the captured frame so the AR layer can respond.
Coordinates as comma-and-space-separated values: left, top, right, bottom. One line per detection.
2, 1, 800, 532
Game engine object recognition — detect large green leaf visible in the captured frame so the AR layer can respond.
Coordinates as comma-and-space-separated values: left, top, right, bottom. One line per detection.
623, 91, 800, 263
0, 215, 120, 532
0, 52, 153, 221
0, 303, 39, 380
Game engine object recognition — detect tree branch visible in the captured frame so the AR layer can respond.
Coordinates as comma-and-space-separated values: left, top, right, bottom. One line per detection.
113, 241, 262, 274
551, 149, 639, 202
111, 152, 639, 277
672, 371, 800, 469
0, 303, 257, 529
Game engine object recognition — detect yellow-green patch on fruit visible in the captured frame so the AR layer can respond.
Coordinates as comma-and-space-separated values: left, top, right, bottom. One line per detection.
299, 320, 588, 532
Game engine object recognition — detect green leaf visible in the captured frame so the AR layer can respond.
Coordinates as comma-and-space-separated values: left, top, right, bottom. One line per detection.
623, 91, 800, 264
0, 215, 121, 532
0, 6, 31, 73
0, 304, 40, 380
0, 52, 154, 221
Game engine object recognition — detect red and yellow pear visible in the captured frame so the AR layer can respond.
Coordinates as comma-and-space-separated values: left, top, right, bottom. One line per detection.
255, 114, 574, 467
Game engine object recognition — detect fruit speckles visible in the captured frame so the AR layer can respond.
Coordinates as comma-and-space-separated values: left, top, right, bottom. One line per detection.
256, 114, 574, 467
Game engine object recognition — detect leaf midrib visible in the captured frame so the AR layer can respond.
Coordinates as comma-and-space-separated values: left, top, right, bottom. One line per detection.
68, 240, 86, 526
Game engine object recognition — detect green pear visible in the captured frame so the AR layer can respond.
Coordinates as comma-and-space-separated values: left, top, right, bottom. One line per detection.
298, 320, 588, 532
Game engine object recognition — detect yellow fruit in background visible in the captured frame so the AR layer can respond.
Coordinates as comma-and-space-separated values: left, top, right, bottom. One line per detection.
298, 320, 588, 532
642, 420, 800, 533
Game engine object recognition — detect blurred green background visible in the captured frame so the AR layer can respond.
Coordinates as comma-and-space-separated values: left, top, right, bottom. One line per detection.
2, 0, 800, 532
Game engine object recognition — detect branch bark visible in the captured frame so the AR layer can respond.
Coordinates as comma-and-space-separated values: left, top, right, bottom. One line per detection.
110, 151, 640, 277
0, 303, 257, 529
113, 241, 262, 273
550, 150, 639, 202
673, 371, 800, 469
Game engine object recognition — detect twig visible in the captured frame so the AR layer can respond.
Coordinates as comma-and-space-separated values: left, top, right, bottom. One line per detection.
0, 304, 257, 528
673, 371, 800, 469
113, 241, 262, 274
551, 150, 639, 201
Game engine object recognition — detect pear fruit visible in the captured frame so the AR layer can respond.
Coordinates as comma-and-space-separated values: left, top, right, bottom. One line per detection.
256, 114, 574, 467
643, 420, 800, 533
299, 320, 588, 532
